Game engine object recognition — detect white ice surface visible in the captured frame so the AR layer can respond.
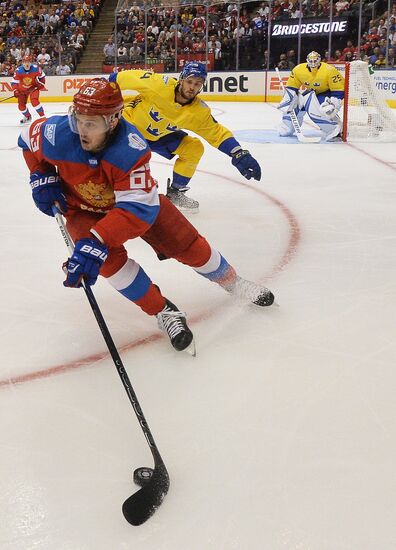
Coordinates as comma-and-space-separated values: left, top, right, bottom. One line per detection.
0, 102, 396, 550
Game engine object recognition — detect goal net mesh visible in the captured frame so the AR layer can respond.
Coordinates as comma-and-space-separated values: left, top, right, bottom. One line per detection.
344, 61, 396, 143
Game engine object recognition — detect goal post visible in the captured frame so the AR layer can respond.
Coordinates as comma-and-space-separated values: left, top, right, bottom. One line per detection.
342, 61, 396, 142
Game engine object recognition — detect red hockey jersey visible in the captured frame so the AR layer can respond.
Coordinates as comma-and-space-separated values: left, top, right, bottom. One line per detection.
11, 63, 46, 94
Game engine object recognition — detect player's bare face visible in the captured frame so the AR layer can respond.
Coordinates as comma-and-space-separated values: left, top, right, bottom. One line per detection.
75, 114, 108, 152
177, 76, 204, 103
23, 62, 31, 70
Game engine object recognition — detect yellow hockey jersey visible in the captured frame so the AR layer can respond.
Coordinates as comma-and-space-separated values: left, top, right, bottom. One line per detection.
115, 69, 234, 147
286, 62, 344, 97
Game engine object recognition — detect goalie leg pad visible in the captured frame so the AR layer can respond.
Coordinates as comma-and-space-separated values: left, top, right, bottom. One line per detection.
279, 117, 294, 137
303, 91, 342, 140
278, 87, 298, 113
323, 115, 342, 141
279, 109, 304, 137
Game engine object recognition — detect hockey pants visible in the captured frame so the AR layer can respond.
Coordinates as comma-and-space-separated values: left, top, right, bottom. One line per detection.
17, 89, 44, 117
147, 131, 204, 189
65, 194, 236, 315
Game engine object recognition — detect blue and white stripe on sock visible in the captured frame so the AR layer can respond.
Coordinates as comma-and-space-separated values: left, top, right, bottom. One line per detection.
107, 258, 151, 301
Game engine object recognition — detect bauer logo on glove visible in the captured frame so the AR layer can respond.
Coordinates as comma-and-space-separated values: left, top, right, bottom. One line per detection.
63, 238, 108, 288
30, 171, 68, 217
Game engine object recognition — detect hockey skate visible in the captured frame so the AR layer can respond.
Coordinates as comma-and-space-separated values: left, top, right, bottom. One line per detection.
157, 299, 196, 355
20, 114, 32, 125
166, 179, 199, 213
225, 276, 274, 307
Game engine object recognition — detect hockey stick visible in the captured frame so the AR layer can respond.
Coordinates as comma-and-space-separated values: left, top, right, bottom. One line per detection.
275, 68, 321, 143
52, 205, 170, 526
0, 95, 15, 103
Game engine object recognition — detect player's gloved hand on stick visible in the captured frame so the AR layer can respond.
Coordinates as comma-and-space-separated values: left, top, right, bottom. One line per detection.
320, 96, 342, 119
13, 89, 20, 98
63, 238, 108, 288
231, 148, 261, 181
277, 87, 298, 113
30, 171, 68, 216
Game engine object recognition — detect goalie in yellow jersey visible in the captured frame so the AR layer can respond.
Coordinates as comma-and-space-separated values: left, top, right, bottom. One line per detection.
278, 51, 345, 141
109, 62, 261, 213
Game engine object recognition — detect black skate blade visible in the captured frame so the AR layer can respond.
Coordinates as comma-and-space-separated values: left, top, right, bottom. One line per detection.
122, 463, 170, 526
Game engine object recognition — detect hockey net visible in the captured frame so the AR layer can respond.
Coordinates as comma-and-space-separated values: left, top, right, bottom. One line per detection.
342, 61, 396, 142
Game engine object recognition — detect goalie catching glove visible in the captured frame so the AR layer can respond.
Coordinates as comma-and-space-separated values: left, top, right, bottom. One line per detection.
63, 238, 108, 288
278, 87, 298, 113
320, 96, 342, 119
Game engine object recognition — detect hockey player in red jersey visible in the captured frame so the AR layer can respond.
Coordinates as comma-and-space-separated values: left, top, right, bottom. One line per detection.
12, 54, 45, 124
19, 78, 274, 354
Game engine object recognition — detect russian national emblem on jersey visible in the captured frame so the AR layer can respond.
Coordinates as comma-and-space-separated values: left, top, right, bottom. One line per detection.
22, 77, 34, 87
76, 180, 115, 209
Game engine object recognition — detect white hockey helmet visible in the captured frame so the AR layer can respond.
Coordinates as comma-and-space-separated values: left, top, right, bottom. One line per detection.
307, 51, 321, 69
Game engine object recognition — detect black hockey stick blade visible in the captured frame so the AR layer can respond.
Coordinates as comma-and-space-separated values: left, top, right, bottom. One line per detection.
122, 461, 170, 525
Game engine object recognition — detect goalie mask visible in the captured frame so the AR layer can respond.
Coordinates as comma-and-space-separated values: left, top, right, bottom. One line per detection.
307, 51, 321, 69
68, 78, 124, 134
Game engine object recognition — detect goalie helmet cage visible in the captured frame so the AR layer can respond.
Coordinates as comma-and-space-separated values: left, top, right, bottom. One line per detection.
342, 60, 396, 143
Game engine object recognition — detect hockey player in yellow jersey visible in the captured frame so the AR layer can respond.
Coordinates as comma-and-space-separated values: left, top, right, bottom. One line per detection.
109, 62, 261, 212
278, 51, 345, 141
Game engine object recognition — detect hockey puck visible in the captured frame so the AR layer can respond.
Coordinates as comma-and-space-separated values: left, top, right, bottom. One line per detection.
133, 467, 154, 487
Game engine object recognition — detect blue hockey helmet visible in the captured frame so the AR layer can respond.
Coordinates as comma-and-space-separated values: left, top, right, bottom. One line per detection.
179, 61, 207, 82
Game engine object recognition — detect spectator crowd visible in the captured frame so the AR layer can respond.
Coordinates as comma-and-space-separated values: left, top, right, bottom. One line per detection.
103, 0, 396, 71
0, 0, 102, 76
0, 0, 395, 77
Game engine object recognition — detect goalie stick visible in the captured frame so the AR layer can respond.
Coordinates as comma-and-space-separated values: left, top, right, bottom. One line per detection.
275, 68, 321, 144
52, 205, 170, 526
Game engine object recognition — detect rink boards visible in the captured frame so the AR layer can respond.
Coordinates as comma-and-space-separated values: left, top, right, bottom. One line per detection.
1, 70, 395, 106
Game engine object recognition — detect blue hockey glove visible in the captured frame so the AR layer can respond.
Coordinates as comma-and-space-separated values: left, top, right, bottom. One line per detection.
231, 149, 261, 181
30, 172, 67, 217
63, 238, 108, 288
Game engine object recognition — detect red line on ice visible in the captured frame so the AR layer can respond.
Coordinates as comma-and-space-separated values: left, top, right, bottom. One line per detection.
0, 172, 300, 389
346, 142, 396, 172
